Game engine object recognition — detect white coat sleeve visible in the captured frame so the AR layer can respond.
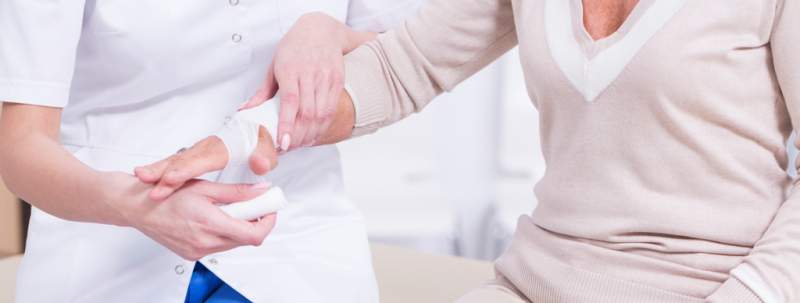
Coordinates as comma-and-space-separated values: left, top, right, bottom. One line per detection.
0, 0, 86, 107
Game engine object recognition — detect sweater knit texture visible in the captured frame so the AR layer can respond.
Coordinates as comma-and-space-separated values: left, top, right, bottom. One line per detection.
344, 0, 799, 302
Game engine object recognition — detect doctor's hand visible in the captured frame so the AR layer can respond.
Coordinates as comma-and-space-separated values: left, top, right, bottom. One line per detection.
108, 172, 277, 261
135, 126, 278, 201
240, 12, 376, 151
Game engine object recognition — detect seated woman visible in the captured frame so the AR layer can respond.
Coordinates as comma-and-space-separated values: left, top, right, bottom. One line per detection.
0, 1, 422, 302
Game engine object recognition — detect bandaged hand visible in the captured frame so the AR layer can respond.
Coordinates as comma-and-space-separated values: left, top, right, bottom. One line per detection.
135, 102, 281, 201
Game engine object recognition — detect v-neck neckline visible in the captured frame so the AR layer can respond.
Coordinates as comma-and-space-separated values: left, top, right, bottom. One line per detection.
570, 0, 655, 59
545, 0, 686, 103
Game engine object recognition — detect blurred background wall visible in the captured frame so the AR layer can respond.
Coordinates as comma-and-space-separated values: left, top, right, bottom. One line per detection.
0, 105, 28, 258
339, 48, 545, 260
0, 183, 25, 258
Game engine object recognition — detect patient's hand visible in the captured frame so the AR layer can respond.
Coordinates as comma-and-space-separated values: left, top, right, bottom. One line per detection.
135, 126, 278, 201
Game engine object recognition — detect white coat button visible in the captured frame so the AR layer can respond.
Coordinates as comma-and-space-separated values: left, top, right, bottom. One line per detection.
209, 258, 219, 265
229, 0, 239, 6
231, 33, 242, 43
174, 265, 185, 275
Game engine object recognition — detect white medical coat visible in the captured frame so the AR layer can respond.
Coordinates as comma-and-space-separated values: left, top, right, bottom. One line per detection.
0, 1, 422, 302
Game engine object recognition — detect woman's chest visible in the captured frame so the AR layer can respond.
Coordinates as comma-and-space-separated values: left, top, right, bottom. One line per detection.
512, 0, 779, 108
580, 0, 640, 41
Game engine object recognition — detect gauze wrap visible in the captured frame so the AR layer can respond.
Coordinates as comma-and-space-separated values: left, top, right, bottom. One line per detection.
212, 98, 287, 220
214, 98, 280, 184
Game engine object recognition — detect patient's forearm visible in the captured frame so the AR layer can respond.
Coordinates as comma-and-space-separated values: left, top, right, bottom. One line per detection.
314, 16, 372, 145
136, 102, 282, 200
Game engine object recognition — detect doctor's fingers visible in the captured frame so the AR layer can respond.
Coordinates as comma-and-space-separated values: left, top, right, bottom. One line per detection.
178, 232, 259, 261
190, 180, 271, 204
147, 136, 229, 201
179, 234, 240, 261
295, 61, 342, 148
134, 156, 173, 184
249, 125, 279, 176
303, 69, 339, 148
277, 76, 300, 151
171, 201, 274, 259
294, 75, 319, 148
317, 71, 344, 143
211, 213, 277, 247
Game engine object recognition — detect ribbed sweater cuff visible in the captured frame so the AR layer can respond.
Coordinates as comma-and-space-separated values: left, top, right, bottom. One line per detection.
344, 43, 390, 137
706, 277, 764, 303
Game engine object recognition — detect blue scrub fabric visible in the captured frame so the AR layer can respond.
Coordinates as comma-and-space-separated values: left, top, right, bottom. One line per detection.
185, 263, 251, 303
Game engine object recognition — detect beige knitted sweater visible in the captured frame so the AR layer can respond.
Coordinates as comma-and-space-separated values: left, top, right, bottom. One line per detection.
344, 0, 800, 302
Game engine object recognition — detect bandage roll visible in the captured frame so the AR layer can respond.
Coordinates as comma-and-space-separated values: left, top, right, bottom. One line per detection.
213, 97, 288, 218
219, 187, 288, 221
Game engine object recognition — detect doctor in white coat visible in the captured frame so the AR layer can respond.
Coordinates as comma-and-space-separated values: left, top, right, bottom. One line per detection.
0, 1, 421, 302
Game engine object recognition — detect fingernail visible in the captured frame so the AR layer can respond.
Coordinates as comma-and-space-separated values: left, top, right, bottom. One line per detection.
280, 135, 291, 151
251, 182, 271, 190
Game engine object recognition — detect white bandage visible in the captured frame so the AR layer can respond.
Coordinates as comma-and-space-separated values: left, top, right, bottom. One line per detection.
219, 187, 287, 221
213, 97, 287, 219
214, 97, 280, 184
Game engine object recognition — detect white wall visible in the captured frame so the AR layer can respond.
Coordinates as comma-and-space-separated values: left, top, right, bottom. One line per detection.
338, 48, 545, 259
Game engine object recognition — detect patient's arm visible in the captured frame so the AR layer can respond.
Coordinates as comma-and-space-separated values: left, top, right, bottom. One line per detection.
136, 103, 280, 201
312, 90, 356, 145
136, 14, 367, 194
135, 91, 354, 201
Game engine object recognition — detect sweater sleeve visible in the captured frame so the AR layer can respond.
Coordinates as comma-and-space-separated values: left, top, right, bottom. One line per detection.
709, 1, 800, 302
343, 0, 517, 136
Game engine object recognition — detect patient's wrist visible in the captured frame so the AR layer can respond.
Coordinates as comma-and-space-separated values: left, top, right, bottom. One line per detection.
318, 89, 356, 145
